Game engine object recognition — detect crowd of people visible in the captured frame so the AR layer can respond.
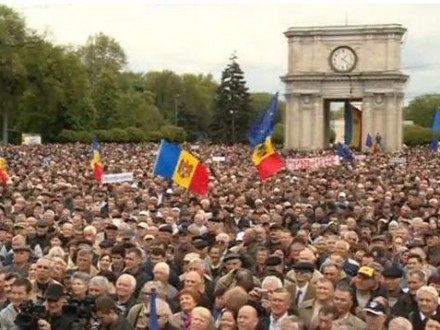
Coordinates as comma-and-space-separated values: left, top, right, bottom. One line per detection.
0, 142, 439, 330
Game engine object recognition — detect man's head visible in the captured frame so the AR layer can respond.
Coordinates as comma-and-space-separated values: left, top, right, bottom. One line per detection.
124, 248, 142, 271
75, 248, 93, 272
407, 269, 427, 295
153, 262, 170, 283
88, 276, 110, 298
94, 296, 119, 325
417, 285, 439, 316
183, 271, 202, 291
321, 263, 342, 286
365, 300, 387, 330
44, 283, 65, 315
426, 314, 440, 330
115, 274, 136, 299
315, 278, 335, 303
333, 284, 354, 315
36, 256, 55, 283
317, 304, 339, 330
237, 305, 259, 330
270, 288, 291, 318
10, 278, 31, 308
355, 266, 376, 292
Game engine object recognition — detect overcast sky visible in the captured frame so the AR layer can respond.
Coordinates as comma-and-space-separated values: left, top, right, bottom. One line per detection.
6, 1, 440, 103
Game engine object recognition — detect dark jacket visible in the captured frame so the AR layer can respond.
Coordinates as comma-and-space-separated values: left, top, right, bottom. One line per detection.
49, 314, 76, 330
98, 315, 130, 330
391, 291, 417, 317
409, 308, 440, 330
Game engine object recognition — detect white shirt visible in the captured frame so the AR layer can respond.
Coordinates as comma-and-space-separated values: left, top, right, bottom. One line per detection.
296, 282, 309, 306
269, 312, 288, 330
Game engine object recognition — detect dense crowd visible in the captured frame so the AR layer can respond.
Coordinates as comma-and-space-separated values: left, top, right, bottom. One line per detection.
0, 143, 439, 330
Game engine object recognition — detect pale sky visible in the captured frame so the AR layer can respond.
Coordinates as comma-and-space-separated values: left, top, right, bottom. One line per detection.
6, 1, 440, 103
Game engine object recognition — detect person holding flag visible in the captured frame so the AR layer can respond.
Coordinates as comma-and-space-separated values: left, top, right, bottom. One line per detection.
0, 153, 7, 186
247, 93, 284, 180
91, 137, 103, 183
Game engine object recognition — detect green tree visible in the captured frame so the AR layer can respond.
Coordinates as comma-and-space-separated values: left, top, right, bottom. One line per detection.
211, 53, 251, 143
18, 40, 96, 139
144, 70, 183, 123
94, 68, 119, 129
0, 5, 29, 143
405, 94, 440, 128
110, 90, 164, 131
77, 32, 127, 81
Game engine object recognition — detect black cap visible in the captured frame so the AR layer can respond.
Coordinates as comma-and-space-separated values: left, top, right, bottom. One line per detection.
371, 235, 386, 242
292, 262, 315, 272
158, 225, 173, 234
76, 239, 93, 248
269, 223, 283, 231
37, 219, 48, 227
44, 283, 65, 301
223, 253, 243, 263
266, 255, 283, 267
12, 245, 32, 253
208, 217, 222, 223
99, 239, 115, 248
192, 238, 209, 249
105, 224, 118, 230
365, 300, 386, 316
381, 265, 404, 278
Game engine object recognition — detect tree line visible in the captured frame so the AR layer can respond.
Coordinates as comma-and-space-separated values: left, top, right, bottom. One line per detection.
0, 5, 285, 144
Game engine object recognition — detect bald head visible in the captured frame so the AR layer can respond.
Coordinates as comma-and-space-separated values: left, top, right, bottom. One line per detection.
237, 305, 259, 330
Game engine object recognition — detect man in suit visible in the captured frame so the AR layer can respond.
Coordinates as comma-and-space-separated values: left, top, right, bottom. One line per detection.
259, 288, 291, 330
286, 262, 316, 312
333, 283, 366, 330
392, 269, 426, 317
298, 277, 334, 328
409, 285, 440, 330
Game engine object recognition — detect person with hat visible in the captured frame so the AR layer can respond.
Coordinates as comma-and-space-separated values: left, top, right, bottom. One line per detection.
36, 283, 75, 330
30, 219, 50, 251
4, 245, 32, 277
286, 262, 316, 311
364, 300, 388, 330
425, 230, 440, 267
381, 264, 405, 308
353, 266, 388, 318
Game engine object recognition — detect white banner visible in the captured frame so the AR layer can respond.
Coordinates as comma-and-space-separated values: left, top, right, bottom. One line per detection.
102, 172, 133, 184
22, 134, 42, 145
389, 157, 407, 165
286, 155, 340, 171
212, 156, 226, 162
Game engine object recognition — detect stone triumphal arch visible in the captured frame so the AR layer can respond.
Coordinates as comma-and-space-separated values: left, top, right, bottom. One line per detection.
282, 24, 409, 152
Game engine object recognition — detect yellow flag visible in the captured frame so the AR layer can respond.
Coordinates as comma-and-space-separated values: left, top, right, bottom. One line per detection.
172, 150, 198, 189
252, 137, 275, 166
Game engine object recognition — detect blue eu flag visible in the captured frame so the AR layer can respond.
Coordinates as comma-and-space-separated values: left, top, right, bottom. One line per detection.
248, 93, 279, 148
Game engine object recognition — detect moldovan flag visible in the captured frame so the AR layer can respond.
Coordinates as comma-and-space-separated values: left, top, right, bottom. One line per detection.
252, 137, 284, 180
153, 140, 209, 195
90, 138, 103, 183
0, 155, 7, 186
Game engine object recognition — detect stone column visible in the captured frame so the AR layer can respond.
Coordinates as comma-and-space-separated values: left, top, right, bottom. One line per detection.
285, 93, 301, 149
311, 95, 324, 149
361, 94, 374, 151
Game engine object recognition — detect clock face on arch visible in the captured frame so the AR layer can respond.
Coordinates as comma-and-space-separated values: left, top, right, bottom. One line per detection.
330, 46, 357, 72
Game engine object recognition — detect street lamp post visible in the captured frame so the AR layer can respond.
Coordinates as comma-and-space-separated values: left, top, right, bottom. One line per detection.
174, 93, 180, 126
230, 109, 236, 144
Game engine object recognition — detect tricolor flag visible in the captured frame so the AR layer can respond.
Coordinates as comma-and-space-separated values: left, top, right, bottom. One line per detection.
252, 137, 284, 180
248, 93, 284, 180
153, 140, 209, 195
90, 137, 103, 183
0, 153, 7, 186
